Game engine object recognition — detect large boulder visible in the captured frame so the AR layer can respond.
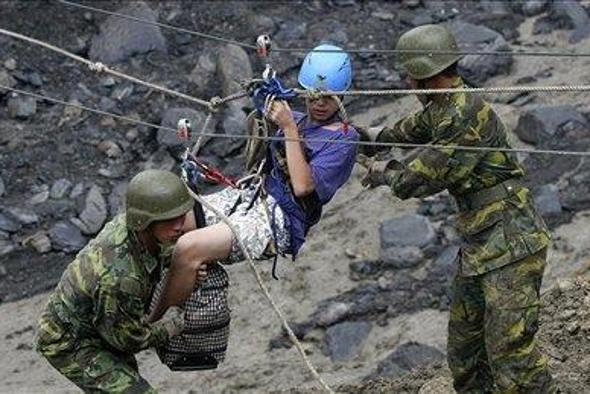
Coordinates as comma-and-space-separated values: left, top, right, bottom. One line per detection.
534, 184, 562, 217
72, 185, 107, 235
447, 21, 513, 85
534, 1, 590, 43
0, 213, 21, 233
374, 342, 445, 378
380, 214, 436, 250
217, 44, 253, 98
89, 2, 167, 63
50, 221, 87, 253
325, 321, 372, 362
7, 95, 37, 119
514, 105, 587, 146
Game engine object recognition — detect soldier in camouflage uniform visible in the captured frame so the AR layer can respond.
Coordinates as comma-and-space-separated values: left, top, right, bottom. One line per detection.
360, 25, 555, 393
36, 170, 201, 393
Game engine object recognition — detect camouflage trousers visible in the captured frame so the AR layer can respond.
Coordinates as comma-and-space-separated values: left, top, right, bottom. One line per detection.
37, 311, 156, 394
447, 249, 555, 394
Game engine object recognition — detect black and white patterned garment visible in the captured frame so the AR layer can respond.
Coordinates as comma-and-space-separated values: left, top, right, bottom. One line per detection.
151, 186, 290, 370
151, 263, 230, 370
201, 186, 291, 263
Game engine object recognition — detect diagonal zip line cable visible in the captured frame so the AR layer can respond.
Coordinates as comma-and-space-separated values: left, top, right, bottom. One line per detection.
58, 0, 590, 58
0, 28, 212, 109
3, 84, 590, 158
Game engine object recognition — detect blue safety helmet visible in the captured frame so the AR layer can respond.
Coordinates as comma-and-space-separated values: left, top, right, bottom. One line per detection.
298, 44, 352, 92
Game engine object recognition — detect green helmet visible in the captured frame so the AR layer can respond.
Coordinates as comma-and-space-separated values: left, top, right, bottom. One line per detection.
126, 169, 194, 232
396, 24, 462, 80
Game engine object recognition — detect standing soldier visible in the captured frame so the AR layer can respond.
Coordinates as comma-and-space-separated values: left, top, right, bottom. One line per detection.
36, 170, 203, 392
359, 24, 555, 393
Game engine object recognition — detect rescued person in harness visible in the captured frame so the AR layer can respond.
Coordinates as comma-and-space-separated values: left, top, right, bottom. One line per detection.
149, 44, 359, 327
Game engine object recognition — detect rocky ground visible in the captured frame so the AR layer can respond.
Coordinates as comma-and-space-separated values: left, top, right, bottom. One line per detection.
1, 0, 590, 393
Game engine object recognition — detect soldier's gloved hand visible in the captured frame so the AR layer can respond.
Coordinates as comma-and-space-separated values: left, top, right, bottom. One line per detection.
357, 154, 404, 188
155, 306, 185, 338
357, 126, 386, 156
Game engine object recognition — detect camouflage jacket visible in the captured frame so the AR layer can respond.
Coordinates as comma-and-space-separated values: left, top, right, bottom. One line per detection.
38, 215, 169, 355
378, 76, 551, 276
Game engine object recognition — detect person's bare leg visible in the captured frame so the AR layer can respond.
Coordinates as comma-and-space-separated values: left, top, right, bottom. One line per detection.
149, 222, 233, 321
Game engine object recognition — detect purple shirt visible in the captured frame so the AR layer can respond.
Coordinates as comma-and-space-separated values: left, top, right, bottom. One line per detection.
265, 112, 358, 257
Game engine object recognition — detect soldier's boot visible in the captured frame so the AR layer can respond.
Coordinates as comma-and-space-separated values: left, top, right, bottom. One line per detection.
482, 250, 556, 394
42, 343, 156, 393
447, 272, 495, 393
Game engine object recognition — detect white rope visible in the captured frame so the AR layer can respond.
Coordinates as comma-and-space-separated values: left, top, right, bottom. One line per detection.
296, 84, 590, 97
182, 185, 334, 394
2, 84, 589, 158
0, 28, 211, 108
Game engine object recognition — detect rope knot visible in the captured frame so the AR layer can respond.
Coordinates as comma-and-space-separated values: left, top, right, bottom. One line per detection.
88, 62, 107, 73
208, 96, 223, 113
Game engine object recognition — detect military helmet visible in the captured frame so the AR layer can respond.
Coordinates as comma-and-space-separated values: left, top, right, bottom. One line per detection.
395, 24, 462, 80
126, 169, 194, 232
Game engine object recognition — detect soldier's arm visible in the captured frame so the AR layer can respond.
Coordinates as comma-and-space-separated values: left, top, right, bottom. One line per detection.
389, 127, 484, 200
94, 274, 169, 353
377, 109, 434, 144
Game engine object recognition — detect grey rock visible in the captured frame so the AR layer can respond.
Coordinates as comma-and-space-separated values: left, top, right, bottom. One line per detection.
98, 97, 118, 113
448, 21, 513, 85
375, 342, 445, 378
552, 1, 590, 43
7, 95, 37, 119
275, 20, 308, 43
0, 213, 21, 233
0, 230, 9, 240
189, 52, 216, 89
222, 101, 247, 137
325, 321, 372, 362
89, 2, 167, 64
50, 221, 87, 253
27, 72, 42, 87
380, 214, 436, 249
108, 181, 128, 215
29, 190, 49, 205
0, 176, 5, 197
430, 245, 459, 286
534, 184, 562, 216
0, 70, 17, 92
522, 0, 548, 16
97, 140, 123, 158
315, 302, 351, 327
5, 207, 39, 225
0, 262, 6, 277
247, 14, 276, 34
100, 76, 116, 88
380, 246, 424, 269
514, 105, 587, 145
0, 239, 16, 256
371, 11, 395, 21
50, 178, 73, 199
3, 58, 17, 70
24, 231, 51, 254
534, 1, 590, 43
69, 182, 84, 199
157, 107, 208, 157
217, 44, 253, 98
76, 185, 107, 235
